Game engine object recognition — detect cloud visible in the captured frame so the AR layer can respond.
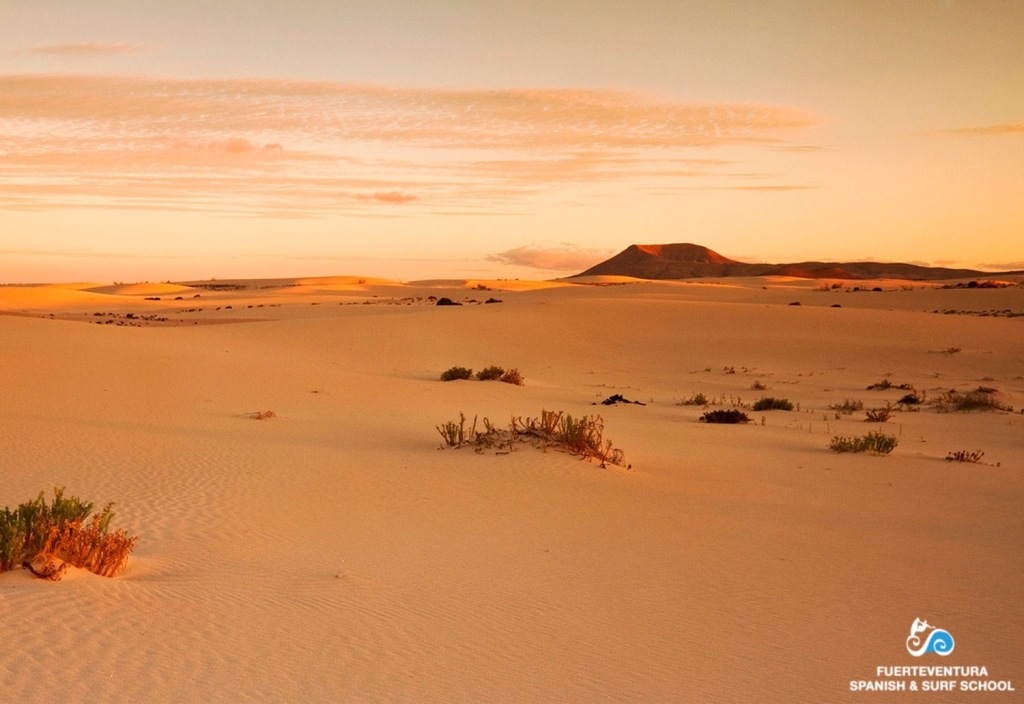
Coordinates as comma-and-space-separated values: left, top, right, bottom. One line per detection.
935, 122, 1024, 137
0, 74, 819, 215
978, 261, 1024, 271
25, 42, 144, 56
486, 243, 617, 271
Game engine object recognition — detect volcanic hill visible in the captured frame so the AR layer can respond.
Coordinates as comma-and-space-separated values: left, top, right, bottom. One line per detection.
574, 243, 1004, 281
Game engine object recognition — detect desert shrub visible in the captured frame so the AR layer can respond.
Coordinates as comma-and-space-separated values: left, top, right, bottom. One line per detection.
476, 366, 505, 381
752, 397, 794, 412
897, 392, 922, 405
679, 393, 709, 406
829, 399, 863, 414
750, 380, 768, 390
946, 450, 985, 463
864, 403, 894, 423
500, 368, 524, 386
700, 410, 751, 424
438, 409, 626, 467
828, 431, 898, 455
440, 366, 473, 381
250, 410, 277, 420
931, 389, 1007, 412
867, 380, 914, 391
436, 297, 462, 306
0, 488, 137, 579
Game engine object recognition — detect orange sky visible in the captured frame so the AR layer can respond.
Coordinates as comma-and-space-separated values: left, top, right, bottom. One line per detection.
1, 1, 1022, 282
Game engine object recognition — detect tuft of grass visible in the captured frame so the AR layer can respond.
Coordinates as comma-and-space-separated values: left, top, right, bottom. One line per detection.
946, 450, 985, 463
931, 388, 1008, 412
864, 403, 894, 423
752, 397, 794, 412
0, 488, 137, 579
476, 366, 505, 381
867, 379, 914, 391
700, 409, 751, 424
829, 399, 864, 414
440, 366, 474, 381
829, 431, 898, 455
500, 368, 524, 386
750, 380, 768, 391
679, 393, 709, 407
897, 392, 922, 405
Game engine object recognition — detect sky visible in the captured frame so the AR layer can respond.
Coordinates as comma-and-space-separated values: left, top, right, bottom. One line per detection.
1, 1, 1022, 282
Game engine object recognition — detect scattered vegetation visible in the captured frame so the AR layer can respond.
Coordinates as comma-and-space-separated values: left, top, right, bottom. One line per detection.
750, 380, 768, 390
829, 399, 864, 414
249, 410, 277, 420
598, 394, 645, 406
700, 410, 751, 424
897, 392, 922, 405
0, 488, 137, 580
440, 366, 474, 381
931, 388, 1009, 412
752, 397, 794, 412
435, 409, 627, 467
828, 432, 898, 455
946, 450, 985, 464
441, 365, 524, 385
864, 403, 894, 423
435, 297, 462, 306
866, 379, 914, 391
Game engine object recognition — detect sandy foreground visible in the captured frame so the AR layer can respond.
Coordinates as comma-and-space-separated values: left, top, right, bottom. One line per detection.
1, 275, 1022, 702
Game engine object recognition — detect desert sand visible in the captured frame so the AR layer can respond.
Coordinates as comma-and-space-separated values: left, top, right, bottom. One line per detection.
1, 275, 1022, 702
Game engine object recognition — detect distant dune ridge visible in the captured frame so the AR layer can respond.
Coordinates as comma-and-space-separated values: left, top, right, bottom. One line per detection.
574, 242, 1018, 280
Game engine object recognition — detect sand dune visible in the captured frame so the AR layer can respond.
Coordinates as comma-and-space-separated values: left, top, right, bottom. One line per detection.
1, 276, 1022, 701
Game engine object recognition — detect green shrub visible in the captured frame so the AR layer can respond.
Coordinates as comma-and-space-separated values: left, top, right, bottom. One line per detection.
828, 431, 898, 455
440, 366, 473, 381
752, 397, 794, 412
864, 403, 894, 423
931, 388, 1007, 412
0, 488, 137, 579
679, 393, 708, 406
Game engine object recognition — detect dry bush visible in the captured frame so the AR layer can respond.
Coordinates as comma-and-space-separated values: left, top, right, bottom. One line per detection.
440, 366, 473, 381
476, 366, 505, 381
829, 432, 898, 455
750, 380, 768, 391
499, 368, 524, 386
946, 450, 985, 463
829, 399, 864, 414
250, 410, 277, 420
752, 397, 794, 411
439, 409, 626, 467
864, 403, 894, 423
931, 389, 1008, 412
0, 488, 137, 580
867, 380, 914, 391
897, 392, 922, 405
700, 409, 751, 424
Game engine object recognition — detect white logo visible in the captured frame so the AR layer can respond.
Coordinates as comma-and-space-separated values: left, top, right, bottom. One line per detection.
906, 618, 955, 657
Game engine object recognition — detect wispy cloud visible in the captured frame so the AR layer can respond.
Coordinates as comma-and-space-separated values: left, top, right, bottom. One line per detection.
0, 74, 819, 215
935, 122, 1024, 137
24, 42, 145, 56
486, 243, 617, 271
978, 261, 1024, 271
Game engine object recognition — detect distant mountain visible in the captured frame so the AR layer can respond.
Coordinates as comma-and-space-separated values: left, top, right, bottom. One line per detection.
573, 243, 1012, 281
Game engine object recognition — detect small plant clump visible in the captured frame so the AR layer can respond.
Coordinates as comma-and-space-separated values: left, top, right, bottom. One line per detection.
946, 450, 985, 463
752, 397, 794, 412
476, 366, 505, 381
897, 392, 922, 405
500, 368, 524, 386
436, 409, 626, 467
679, 393, 709, 407
931, 388, 1008, 412
829, 399, 864, 414
0, 488, 137, 580
867, 380, 914, 391
828, 432, 898, 455
750, 380, 768, 390
864, 404, 894, 423
700, 410, 751, 424
250, 410, 277, 420
440, 366, 474, 381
